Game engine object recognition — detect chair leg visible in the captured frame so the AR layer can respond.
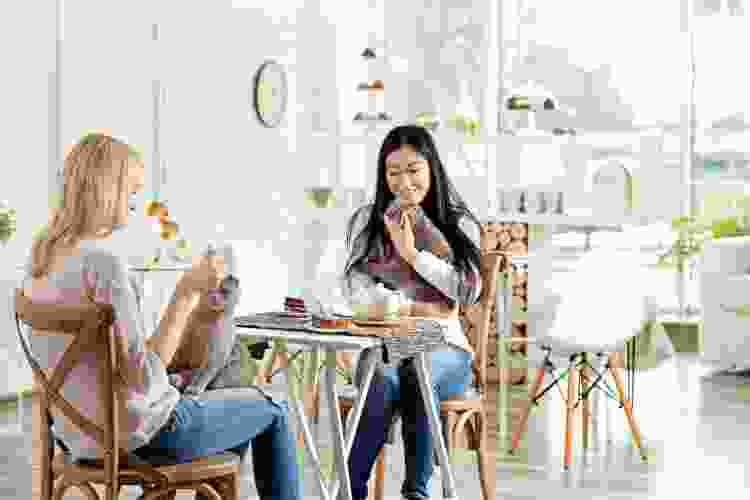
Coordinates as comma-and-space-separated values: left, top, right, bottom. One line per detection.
445, 413, 457, 453
581, 358, 592, 451
374, 449, 386, 500
337, 351, 354, 376
33, 391, 54, 500
510, 363, 546, 453
53, 481, 99, 500
607, 355, 647, 461
207, 474, 239, 500
475, 411, 496, 500
564, 359, 578, 470
263, 343, 289, 383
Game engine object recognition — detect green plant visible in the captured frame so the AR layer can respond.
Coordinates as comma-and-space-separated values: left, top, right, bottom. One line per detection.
656, 216, 711, 272
0, 201, 16, 246
446, 113, 480, 138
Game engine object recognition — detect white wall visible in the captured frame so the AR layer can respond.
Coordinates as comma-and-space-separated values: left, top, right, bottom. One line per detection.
0, 0, 339, 397
0, 1, 59, 397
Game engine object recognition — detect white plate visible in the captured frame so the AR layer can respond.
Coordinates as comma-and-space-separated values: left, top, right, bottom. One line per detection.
308, 327, 353, 334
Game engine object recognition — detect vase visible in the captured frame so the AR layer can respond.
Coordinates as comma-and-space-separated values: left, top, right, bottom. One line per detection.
674, 258, 700, 317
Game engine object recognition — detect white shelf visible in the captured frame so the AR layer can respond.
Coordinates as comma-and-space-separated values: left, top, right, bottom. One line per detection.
308, 132, 570, 147
486, 211, 647, 229
690, 177, 750, 187
300, 208, 354, 226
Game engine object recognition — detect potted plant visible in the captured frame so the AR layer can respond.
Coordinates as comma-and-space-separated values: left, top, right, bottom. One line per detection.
656, 216, 711, 317
0, 201, 16, 246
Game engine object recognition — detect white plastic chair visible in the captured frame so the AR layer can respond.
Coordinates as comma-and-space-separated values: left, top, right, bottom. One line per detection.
510, 244, 651, 469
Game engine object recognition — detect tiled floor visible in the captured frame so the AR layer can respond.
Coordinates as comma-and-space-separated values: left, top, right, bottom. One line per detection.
2, 352, 749, 499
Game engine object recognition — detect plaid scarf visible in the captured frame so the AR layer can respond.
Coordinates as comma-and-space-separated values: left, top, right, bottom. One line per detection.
349, 205, 480, 305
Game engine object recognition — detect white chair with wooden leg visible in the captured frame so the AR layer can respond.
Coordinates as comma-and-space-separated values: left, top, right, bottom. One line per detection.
509, 248, 651, 470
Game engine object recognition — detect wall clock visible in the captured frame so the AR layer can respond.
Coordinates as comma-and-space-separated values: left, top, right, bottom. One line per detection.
253, 60, 288, 128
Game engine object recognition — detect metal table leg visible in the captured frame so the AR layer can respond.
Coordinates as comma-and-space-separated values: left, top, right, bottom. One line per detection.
413, 351, 460, 500
325, 348, 353, 500
293, 347, 377, 500
329, 350, 377, 500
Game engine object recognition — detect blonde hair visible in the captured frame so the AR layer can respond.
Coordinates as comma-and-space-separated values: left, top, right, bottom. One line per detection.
30, 133, 142, 278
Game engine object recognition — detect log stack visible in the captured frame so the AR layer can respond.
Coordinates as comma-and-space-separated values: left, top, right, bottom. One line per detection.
459, 222, 529, 386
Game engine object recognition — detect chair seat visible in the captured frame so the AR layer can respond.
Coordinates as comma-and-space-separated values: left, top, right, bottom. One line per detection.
249, 383, 292, 401
444, 385, 482, 401
54, 452, 241, 485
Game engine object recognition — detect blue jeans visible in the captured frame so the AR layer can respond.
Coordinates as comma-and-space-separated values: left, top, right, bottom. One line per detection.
348, 347, 473, 500
134, 396, 301, 500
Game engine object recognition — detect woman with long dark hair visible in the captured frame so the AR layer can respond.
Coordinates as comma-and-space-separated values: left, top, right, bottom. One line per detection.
342, 125, 483, 500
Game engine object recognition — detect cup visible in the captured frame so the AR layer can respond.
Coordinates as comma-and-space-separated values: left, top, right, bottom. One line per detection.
497, 190, 508, 213
540, 192, 556, 214
525, 190, 539, 214
554, 192, 565, 214
507, 189, 525, 213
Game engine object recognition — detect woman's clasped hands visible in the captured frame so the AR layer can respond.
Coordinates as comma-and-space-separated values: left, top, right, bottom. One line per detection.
384, 207, 418, 266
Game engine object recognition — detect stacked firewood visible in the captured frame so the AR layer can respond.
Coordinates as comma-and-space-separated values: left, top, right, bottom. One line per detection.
459, 222, 529, 385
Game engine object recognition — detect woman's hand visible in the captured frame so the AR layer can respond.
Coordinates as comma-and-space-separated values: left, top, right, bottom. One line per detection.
176, 253, 225, 296
403, 206, 451, 259
430, 234, 452, 259
410, 300, 458, 319
384, 209, 418, 266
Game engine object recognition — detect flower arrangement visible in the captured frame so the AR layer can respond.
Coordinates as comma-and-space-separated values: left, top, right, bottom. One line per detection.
0, 201, 17, 246
143, 197, 191, 267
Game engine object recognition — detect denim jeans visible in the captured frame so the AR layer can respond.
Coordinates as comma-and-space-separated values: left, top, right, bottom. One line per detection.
347, 346, 473, 500
134, 395, 301, 500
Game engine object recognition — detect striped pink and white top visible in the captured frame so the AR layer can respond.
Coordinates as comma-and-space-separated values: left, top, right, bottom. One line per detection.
20, 232, 179, 460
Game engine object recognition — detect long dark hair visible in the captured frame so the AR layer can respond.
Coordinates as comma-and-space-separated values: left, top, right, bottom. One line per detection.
344, 125, 482, 289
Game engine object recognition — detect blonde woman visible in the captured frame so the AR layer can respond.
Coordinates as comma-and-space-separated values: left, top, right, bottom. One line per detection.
21, 133, 301, 500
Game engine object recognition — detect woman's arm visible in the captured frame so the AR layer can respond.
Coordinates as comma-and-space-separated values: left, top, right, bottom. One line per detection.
407, 216, 482, 306
409, 299, 457, 318
145, 281, 199, 365
406, 207, 453, 259
87, 250, 215, 388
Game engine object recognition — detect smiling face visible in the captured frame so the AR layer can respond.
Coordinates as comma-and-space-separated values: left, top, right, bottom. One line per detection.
384, 145, 431, 209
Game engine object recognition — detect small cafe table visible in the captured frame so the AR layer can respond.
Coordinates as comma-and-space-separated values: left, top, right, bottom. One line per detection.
235, 317, 464, 500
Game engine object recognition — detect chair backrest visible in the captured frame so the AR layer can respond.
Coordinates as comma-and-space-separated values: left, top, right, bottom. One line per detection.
13, 288, 167, 493
461, 250, 505, 393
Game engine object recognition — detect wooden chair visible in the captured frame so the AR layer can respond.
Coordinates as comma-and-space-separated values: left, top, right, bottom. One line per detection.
14, 288, 241, 500
337, 250, 504, 500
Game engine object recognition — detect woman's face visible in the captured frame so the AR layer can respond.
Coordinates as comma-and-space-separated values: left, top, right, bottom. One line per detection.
384, 145, 431, 209
115, 157, 145, 226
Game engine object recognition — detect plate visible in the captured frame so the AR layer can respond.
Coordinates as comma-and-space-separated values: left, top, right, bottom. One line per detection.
275, 311, 310, 318
352, 318, 402, 327
308, 327, 352, 334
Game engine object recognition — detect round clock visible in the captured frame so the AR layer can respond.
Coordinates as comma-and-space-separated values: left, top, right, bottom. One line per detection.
253, 60, 288, 128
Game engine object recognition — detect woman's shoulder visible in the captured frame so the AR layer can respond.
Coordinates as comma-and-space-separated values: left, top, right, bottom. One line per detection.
77, 238, 131, 281
349, 203, 376, 229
